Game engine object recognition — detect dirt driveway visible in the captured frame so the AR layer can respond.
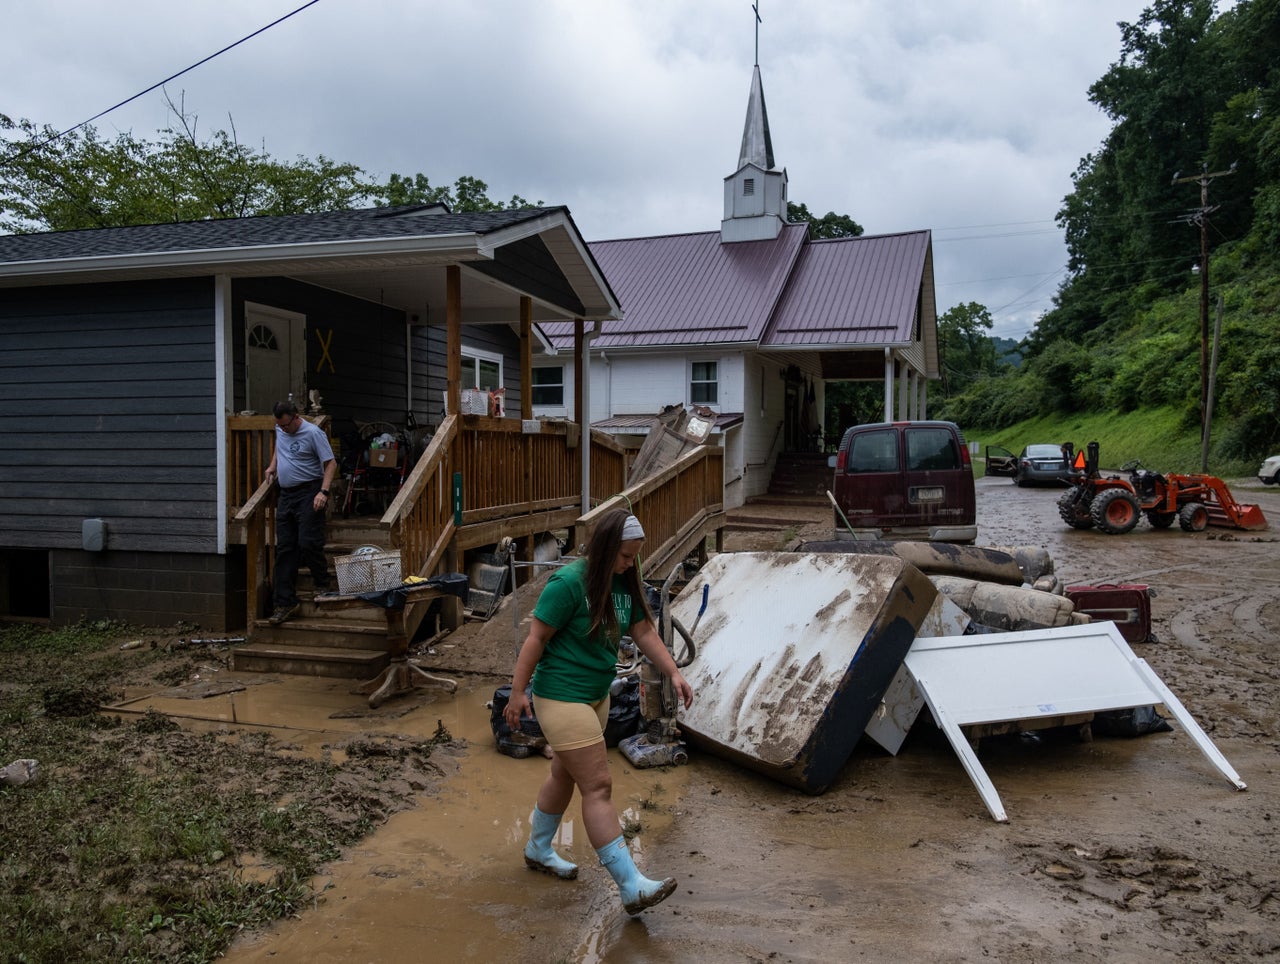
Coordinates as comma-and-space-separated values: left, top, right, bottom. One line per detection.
227, 476, 1280, 962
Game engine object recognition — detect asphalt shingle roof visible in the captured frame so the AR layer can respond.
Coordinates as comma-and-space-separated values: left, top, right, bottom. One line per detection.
0, 205, 564, 265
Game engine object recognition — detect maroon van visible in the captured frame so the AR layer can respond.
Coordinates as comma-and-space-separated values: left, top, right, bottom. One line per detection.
830, 421, 977, 544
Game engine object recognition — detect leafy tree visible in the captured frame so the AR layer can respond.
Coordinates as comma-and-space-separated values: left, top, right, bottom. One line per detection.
937, 302, 999, 396
0, 104, 367, 233
787, 201, 863, 239
0, 97, 534, 233
372, 171, 536, 211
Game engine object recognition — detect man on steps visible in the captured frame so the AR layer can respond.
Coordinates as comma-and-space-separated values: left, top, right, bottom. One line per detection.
265, 400, 337, 625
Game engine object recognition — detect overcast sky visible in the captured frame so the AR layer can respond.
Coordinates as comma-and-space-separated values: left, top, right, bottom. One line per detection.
2, 0, 1161, 340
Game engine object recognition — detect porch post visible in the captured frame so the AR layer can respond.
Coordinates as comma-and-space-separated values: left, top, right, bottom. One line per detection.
576, 319, 590, 518
897, 360, 909, 420
919, 377, 928, 420
520, 296, 533, 421
446, 266, 461, 415
443, 265, 463, 630
882, 348, 894, 421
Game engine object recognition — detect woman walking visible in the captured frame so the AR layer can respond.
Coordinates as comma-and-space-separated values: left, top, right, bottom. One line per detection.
504, 508, 693, 914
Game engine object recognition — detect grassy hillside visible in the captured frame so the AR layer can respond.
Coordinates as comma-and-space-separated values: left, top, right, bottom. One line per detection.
966, 405, 1266, 480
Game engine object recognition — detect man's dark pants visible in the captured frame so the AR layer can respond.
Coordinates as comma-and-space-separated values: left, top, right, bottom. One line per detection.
275, 481, 329, 607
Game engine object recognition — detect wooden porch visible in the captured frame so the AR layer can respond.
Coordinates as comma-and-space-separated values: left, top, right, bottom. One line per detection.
225, 412, 726, 676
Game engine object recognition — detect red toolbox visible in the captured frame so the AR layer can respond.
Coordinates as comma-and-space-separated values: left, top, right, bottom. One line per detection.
1065, 583, 1155, 643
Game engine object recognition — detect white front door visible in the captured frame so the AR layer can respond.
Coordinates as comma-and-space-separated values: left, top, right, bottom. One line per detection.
245, 303, 307, 414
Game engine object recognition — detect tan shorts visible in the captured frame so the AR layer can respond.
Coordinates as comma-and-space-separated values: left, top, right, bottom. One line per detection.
532, 694, 611, 751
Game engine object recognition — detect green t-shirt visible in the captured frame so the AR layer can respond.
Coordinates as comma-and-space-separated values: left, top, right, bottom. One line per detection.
531, 558, 635, 703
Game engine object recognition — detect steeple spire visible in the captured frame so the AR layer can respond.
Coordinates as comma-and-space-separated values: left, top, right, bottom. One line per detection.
737, 64, 775, 171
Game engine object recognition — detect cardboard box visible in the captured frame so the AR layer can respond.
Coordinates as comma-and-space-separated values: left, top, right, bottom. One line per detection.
368, 447, 399, 468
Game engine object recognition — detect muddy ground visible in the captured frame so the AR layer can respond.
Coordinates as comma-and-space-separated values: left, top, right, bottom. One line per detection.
205, 476, 1280, 961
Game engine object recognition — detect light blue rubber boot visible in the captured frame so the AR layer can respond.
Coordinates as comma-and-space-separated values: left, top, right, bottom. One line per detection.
524, 805, 578, 880
595, 834, 677, 914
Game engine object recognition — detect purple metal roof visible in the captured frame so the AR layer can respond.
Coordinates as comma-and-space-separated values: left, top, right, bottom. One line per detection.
542, 223, 808, 350
762, 230, 931, 347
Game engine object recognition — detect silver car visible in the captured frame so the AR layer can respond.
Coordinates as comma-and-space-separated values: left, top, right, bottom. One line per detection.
1259, 454, 1280, 485
986, 443, 1075, 487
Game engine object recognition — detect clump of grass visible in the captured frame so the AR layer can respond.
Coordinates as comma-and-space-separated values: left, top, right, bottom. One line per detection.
0, 622, 457, 961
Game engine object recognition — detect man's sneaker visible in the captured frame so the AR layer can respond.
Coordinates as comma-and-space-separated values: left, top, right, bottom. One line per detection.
268, 603, 299, 625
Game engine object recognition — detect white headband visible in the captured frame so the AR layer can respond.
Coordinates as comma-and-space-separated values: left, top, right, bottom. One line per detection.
621, 514, 645, 541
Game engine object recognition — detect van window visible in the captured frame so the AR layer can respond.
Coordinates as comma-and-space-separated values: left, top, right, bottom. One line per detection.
905, 427, 959, 471
847, 429, 899, 472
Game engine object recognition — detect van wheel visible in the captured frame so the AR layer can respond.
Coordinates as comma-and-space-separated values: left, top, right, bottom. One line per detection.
1091, 489, 1141, 534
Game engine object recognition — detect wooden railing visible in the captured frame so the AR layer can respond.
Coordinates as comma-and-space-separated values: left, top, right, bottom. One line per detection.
577, 445, 725, 579
226, 414, 331, 514
226, 411, 713, 629
383, 415, 459, 580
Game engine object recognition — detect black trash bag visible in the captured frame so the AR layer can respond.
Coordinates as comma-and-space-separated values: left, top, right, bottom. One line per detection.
604, 675, 643, 747
490, 684, 546, 759
1093, 705, 1173, 737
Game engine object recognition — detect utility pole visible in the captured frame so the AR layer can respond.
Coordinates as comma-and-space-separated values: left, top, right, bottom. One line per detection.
1173, 165, 1234, 442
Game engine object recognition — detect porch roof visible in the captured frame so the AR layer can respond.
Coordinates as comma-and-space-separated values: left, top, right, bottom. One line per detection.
0, 204, 621, 323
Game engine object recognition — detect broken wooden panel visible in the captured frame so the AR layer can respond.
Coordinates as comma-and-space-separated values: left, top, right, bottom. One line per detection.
668, 551, 937, 794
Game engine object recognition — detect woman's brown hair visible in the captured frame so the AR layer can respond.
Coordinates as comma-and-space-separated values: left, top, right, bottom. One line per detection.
584, 508, 653, 645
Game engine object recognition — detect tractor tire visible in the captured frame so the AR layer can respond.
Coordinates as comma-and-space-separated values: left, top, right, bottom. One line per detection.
1057, 488, 1094, 529
1179, 502, 1209, 532
1147, 510, 1176, 529
1091, 488, 1141, 534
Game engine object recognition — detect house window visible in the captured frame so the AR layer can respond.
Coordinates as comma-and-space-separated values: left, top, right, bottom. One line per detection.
532, 366, 564, 406
743, 178, 755, 197
461, 346, 503, 390
248, 324, 278, 350
691, 361, 718, 405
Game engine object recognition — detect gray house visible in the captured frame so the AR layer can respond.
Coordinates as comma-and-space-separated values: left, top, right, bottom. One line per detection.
0, 205, 619, 627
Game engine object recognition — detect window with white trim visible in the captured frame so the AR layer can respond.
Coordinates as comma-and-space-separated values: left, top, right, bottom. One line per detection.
531, 366, 564, 406
691, 360, 718, 405
461, 346, 503, 390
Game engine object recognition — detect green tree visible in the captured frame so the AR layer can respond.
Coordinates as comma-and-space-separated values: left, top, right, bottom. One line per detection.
787, 201, 863, 239
0, 106, 367, 233
0, 99, 534, 233
937, 302, 999, 396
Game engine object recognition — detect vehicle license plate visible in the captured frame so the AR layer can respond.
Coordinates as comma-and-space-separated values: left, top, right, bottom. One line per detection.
912, 486, 944, 502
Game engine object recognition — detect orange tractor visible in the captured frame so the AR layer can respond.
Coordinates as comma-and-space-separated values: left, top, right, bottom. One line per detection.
1056, 442, 1269, 535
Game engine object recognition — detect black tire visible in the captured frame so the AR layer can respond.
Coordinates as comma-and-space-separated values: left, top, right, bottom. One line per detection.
1178, 502, 1209, 532
1147, 510, 1176, 529
1091, 488, 1141, 534
1015, 473, 1027, 487
1057, 488, 1094, 529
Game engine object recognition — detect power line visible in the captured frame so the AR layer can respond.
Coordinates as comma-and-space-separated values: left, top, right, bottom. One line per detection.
0, 0, 322, 169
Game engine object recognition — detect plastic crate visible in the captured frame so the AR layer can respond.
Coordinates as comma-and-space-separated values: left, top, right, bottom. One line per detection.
334, 549, 402, 595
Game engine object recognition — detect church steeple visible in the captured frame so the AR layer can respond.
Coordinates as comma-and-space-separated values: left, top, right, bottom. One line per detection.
722, 64, 788, 243
737, 65, 775, 171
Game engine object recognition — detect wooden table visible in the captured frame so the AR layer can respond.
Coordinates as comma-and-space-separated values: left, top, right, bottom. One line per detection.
315, 583, 458, 708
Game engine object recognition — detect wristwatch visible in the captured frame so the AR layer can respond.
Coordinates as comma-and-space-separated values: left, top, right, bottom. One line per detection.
320, 489, 330, 496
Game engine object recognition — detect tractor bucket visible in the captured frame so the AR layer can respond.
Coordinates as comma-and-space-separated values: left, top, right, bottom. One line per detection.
1229, 502, 1268, 530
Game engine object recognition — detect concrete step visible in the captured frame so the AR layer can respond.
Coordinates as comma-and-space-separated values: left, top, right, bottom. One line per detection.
230, 642, 388, 679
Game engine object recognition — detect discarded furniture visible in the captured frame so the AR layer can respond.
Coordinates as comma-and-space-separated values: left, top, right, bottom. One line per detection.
668, 551, 937, 793
904, 622, 1246, 822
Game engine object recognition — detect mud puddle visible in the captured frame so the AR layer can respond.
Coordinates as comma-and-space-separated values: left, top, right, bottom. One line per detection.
114, 675, 690, 961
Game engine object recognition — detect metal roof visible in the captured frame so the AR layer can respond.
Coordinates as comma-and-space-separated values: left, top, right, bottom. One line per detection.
542, 223, 808, 350
762, 230, 932, 347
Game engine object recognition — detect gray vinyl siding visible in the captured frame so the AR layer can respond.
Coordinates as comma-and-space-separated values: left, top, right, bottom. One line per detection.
233, 278, 419, 433
423, 324, 524, 427
0, 278, 218, 553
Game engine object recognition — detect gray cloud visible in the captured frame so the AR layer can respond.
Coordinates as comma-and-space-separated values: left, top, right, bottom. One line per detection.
2, 0, 1153, 339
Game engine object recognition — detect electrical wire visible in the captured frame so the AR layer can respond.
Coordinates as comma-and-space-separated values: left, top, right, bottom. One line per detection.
0, 0, 322, 170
